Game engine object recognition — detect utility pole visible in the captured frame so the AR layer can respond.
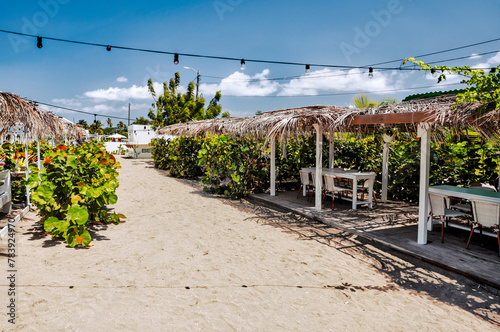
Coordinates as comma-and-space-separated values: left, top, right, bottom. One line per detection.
196, 70, 200, 100
184, 67, 200, 100
128, 103, 131, 126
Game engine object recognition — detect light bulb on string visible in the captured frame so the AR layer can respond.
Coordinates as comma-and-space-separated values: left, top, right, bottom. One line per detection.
305, 64, 310, 75
240, 59, 245, 70
36, 36, 43, 48
368, 67, 373, 79
431, 68, 438, 78
106, 45, 111, 51
174, 53, 179, 65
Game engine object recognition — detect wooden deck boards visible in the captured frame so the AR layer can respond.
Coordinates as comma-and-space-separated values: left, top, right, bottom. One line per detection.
249, 190, 500, 289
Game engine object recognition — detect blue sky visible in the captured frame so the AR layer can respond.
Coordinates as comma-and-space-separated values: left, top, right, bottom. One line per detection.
1, 0, 500, 125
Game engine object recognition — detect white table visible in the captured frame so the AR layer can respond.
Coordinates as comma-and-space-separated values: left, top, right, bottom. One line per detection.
302, 168, 376, 209
429, 185, 500, 204
429, 185, 500, 235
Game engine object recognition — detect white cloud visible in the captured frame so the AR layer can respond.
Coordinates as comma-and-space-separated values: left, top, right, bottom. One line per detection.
424, 70, 464, 85
116, 76, 128, 83
473, 51, 500, 69
84, 85, 151, 101
200, 69, 279, 97
469, 53, 481, 59
278, 68, 400, 96
51, 98, 82, 107
82, 104, 115, 113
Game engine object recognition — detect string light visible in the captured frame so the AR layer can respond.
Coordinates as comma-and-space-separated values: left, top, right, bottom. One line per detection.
0, 29, 496, 76
431, 68, 438, 77
240, 59, 245, 70
305, 64, 310, 74
368, 67, 373, 79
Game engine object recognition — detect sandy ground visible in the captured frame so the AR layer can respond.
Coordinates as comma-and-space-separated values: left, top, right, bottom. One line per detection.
1, 156, 500, 331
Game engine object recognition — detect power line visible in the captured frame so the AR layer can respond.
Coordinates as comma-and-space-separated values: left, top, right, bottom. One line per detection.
29, 100, 134, 121
220, 82, 466, 98
364, 37, 500, 67
4, 28, 494, 72
426, 49, 500, 65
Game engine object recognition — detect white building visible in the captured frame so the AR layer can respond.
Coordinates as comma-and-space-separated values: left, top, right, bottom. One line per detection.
125, 125, 174, 159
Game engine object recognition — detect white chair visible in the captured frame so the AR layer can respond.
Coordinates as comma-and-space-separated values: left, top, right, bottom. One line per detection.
322, 175, 352, 209
357, 179, 377, 204
428, 193, 468, 243
467, 200, 500, 256
308, 172, 318, 203
297, 170, 314, 201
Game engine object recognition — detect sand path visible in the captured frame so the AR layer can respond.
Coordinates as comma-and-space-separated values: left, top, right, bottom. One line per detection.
1, 156, 499, 331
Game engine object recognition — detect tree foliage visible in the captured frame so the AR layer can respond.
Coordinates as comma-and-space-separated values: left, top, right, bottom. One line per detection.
133, 117, 151, 125
88, 120, 104, 134
353, 95, 397, 108
147, 72, 222, 129
77, 119, 89, 129
404, 58, 500, 113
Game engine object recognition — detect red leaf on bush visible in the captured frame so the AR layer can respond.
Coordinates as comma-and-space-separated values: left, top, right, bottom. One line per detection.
44, 157, 52, 164
56, 144, 68, 151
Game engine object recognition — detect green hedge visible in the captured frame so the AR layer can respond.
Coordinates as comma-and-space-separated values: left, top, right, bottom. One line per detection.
151, 133, 499, 202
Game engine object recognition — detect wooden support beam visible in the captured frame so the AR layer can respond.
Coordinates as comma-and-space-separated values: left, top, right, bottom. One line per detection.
350, 111, 434, 125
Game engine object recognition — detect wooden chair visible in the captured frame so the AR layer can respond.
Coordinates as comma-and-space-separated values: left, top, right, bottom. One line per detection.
467, 200, 500, 256
428, 193, 468, 243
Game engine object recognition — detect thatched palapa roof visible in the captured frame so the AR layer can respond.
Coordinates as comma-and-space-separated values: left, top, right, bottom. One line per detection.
157, 117, 247, 137
0, 92, 84, 140
156, 94, 500, 140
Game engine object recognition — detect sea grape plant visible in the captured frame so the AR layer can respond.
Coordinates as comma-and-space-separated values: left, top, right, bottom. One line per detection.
31, 142, 125, 247
198, 134, 269, 198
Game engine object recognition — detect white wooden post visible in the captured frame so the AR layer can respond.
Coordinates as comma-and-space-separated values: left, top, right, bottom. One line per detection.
417, 124, 431, 244
313, 124, 323, 211
329, 132, 334, 169
37, 139, 42, 170
24, 127, 30, 207
270, 134, 276, 197
381, 134, 394, 202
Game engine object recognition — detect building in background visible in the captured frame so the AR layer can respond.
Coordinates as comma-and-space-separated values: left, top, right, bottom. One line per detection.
124, 125, 174, 159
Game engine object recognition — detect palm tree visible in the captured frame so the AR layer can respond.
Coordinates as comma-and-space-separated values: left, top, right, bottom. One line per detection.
107, 118, 113, 128
77, 119, 88, 129
89, 120, 104, 134
353, 94, 378, 108
378, 97, 397, 106
353, 95, 397, 108
117, 121, 126, 131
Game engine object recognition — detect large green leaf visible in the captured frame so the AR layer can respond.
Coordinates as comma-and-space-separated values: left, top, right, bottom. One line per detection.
44, 216, 60, 232
67, 205, 89, 225
107, 193, 118, 205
